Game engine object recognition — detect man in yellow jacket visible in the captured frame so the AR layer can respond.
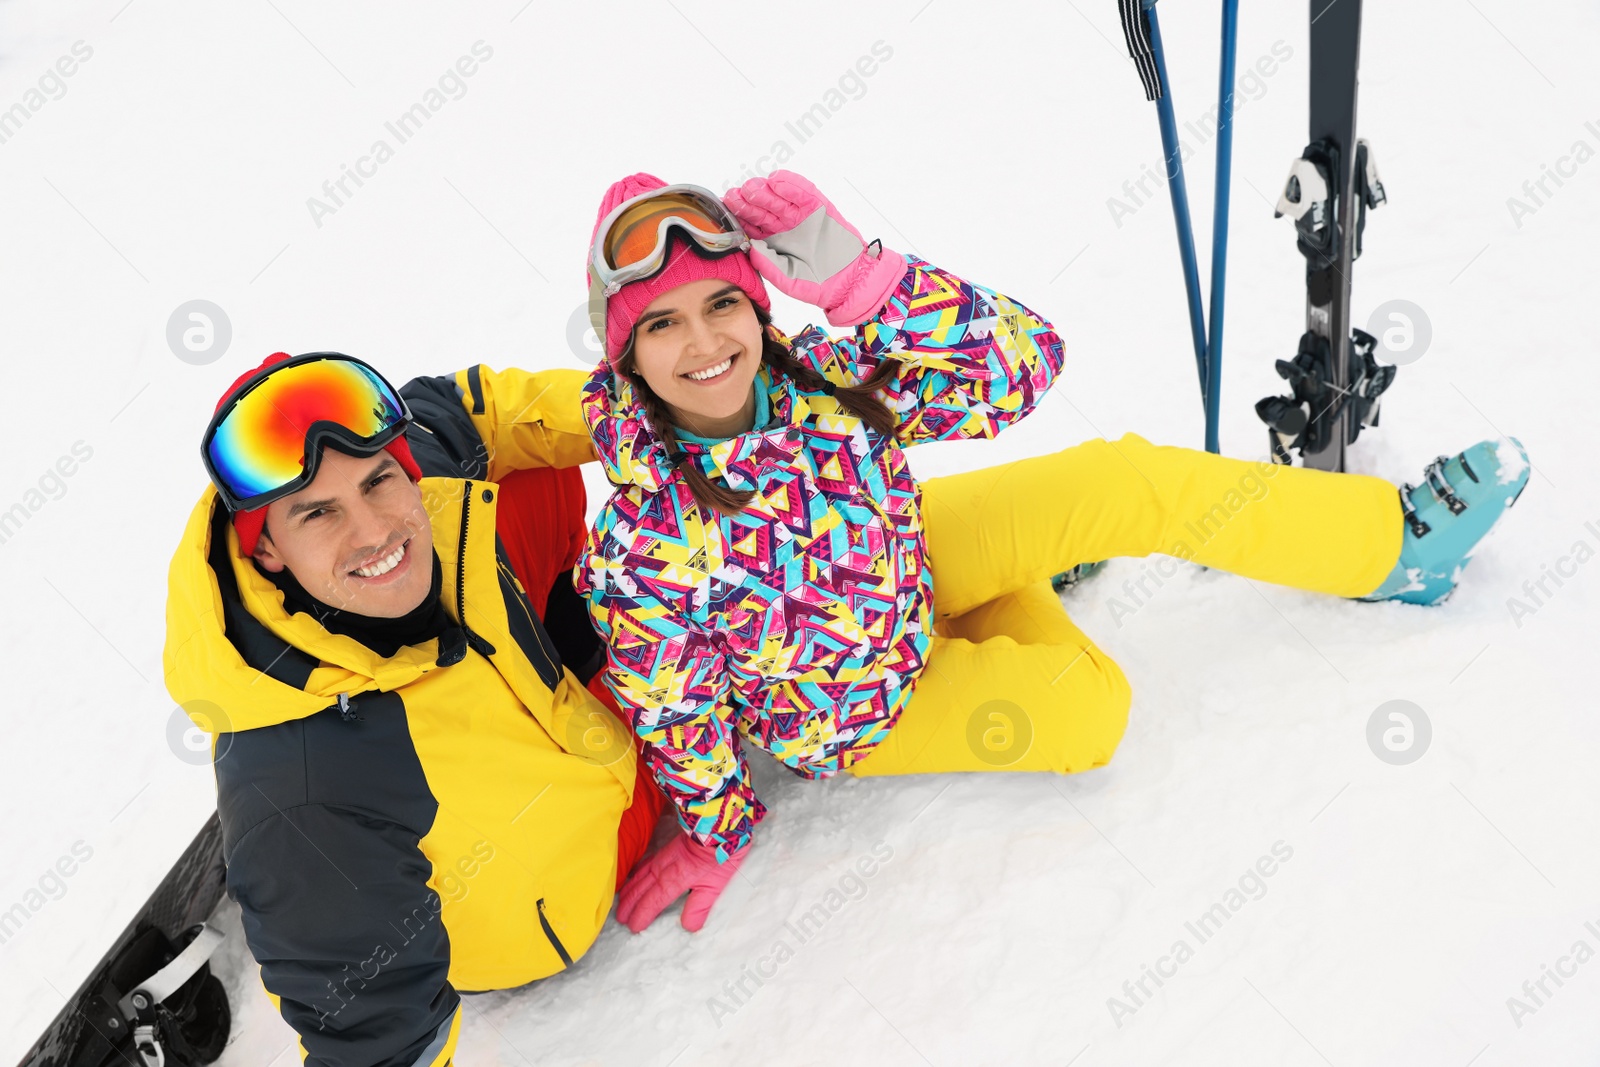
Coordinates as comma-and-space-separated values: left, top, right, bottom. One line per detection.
163, 352, 663, 1067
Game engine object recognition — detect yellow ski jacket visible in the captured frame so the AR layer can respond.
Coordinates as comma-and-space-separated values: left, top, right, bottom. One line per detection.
163, 366, 634, 1067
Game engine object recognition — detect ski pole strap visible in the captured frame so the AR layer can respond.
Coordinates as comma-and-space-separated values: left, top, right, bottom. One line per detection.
1118, 0, 1163, 100
116, 923, 226, 1018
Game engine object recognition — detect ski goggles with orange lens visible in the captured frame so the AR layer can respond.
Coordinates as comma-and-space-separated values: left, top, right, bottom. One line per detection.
587, 185, 750, 337
201, 353, 412, 512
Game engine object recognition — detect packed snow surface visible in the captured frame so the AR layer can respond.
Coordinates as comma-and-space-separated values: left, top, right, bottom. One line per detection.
2, 1, 1597, 1064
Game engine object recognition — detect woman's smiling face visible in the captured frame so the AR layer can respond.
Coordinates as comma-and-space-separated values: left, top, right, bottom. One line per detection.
626, 278, 763, 440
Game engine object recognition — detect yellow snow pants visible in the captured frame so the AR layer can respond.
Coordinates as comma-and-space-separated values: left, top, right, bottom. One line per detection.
848, 433, 1403, 778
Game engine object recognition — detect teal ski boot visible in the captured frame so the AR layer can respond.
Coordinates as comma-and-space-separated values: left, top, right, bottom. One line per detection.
1362, 438, 1530, 606
1051, 559, 1107, 593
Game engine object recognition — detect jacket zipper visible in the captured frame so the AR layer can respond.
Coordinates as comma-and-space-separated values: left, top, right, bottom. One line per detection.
455, 481, 496, 658
497, 557, 561, 685
536, 897, 572, 966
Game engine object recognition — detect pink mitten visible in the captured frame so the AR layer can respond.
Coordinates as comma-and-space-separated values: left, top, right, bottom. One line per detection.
722, 171, 908, 327
615, 833, 747, 934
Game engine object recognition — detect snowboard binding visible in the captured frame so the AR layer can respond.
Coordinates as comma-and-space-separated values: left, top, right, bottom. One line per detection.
69, 923, 230, 1067
19, 816, 231, 1067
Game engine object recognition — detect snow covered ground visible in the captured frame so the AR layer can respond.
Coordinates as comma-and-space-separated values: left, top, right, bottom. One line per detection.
3, 0, 1598, 1063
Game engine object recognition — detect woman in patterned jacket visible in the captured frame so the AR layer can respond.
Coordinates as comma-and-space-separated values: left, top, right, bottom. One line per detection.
572, 171, 1529, 934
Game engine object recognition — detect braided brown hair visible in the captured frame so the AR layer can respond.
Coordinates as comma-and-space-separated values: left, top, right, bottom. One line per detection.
613, 303, 903, 518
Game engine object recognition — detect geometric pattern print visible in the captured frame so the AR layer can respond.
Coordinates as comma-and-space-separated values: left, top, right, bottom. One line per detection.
573, 258, 1065, 859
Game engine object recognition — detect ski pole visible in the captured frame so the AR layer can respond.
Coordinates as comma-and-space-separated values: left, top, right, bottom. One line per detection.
1204, 0, 1240, 455
1129, 0, 1210, 414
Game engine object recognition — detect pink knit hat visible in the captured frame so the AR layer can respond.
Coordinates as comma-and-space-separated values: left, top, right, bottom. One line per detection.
588, 172, 770, 362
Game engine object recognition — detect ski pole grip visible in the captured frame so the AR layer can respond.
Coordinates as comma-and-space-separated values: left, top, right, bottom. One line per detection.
1117, 0, 1163, 100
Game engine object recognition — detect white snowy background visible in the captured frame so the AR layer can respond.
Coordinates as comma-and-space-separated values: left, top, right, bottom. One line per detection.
2, 0, 1597, 1064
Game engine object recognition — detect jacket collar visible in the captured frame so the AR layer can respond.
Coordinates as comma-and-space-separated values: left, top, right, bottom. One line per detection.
164, 481, 472, 733
580, 356, 817, 495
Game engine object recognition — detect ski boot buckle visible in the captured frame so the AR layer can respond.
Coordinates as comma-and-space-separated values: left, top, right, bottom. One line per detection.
1424, 457, 1468, 515
1398, 483, 1431, 538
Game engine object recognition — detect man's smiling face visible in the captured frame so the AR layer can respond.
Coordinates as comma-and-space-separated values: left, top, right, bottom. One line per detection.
250, 446, 433, 618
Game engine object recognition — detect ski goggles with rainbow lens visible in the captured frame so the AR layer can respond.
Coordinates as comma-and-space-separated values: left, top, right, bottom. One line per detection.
201, 352, 412, 512
587, 184, 751, 337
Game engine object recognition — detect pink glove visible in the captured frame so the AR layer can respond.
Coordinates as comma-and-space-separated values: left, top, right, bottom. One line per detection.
615, 833, 747, 934
722, 170, 909, 328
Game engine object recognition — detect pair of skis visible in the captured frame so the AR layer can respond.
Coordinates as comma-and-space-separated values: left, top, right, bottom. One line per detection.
1258, 0, 1395, 470
1120, 0, 1395, 471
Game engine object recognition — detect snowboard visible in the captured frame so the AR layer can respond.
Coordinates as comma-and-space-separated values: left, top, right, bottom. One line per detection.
16, 812, 231, 1067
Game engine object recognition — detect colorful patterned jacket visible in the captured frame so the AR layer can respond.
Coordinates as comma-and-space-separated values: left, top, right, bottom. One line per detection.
573, 257, 1064, 859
